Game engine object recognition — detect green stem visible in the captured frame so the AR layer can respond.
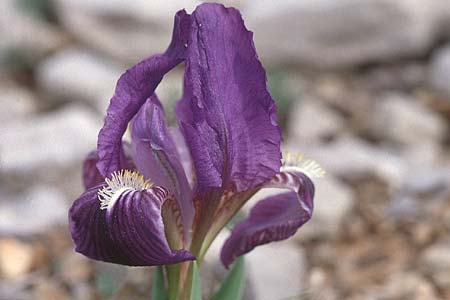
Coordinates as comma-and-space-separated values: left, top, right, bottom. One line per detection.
166, 264, 180, 300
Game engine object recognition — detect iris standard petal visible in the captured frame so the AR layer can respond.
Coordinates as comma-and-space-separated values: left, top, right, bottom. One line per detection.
176, 3, 281, 193
68, 184, 195, 266
131, 95, 194, 239
96, 10, 191, 178
220, 172, 314, 268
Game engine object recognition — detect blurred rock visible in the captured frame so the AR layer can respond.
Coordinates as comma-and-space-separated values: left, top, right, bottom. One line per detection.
0, 0, 67, 72
0, 84, 38, 123
354, 272, 439, 300
36, 48, 122, 112
381, 272, 439, 300
0, 104, 101, 178
429, 44, 450, 97
403, 168, 450, 196
370, 93, 447, 146
288, 100, 345, 145
0, 239, 34, 280
291, 135, 408, 187
246, 241, 306, 300
59, 251, 92, 284
33, 279, 70, 300
247, 0, 447, 68
420, 240, 450, 291
53, 0, 200, 62
202, 231, 255, 300
298, 176, 354, 239
0, 185, 68, 235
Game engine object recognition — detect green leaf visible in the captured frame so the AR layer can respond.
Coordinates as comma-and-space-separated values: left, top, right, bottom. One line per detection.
190, 262, 202, 300
213, 256, 246, 300
151, 266, 168, 300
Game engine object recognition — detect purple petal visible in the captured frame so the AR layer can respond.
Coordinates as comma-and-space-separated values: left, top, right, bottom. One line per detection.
83, 145, 136, 190
68, 184, 195, 266
96, 10, 191, 178
176, 3, 281, 193
131, 95, 194, 239
82, 151, 104, 190
169, 126, 195, 188
220, 172, 314, 268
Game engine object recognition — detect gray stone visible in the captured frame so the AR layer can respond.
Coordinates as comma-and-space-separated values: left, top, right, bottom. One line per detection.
246, 0, 447, 68
246, 241, 306, 300
370, 93, 447, 146
0, 105, 101, 177
36, 48, 123, 112
298, 176, 354, 239
52, 0, 200, 62
288, 100, 345, 145
0, 185, 68, 235
289, 135, 408, 187
0, 85, 37, 123
429, 44, 450, 96
0, 0, 67, 68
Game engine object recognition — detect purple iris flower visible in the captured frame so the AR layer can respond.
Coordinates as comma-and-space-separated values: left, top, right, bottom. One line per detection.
69, 3, 320, 269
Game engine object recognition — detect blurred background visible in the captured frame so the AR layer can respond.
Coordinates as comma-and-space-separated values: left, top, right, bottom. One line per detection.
1, 0, 450, 299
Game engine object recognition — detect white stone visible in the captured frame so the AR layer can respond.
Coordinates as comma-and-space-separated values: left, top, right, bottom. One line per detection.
246, 0, 446, 68
246, 241, 306, 300
289, 135, 409, 187
0, 85, 37, 123
299, 176, 354, 239
371, 93, 447, 146
429, 44, 450, 96
36, 48, 123, 112
0, 0, 66, 61
288, 100, 345, 145
421, 241, 450, 289
0, 105, 101, 176
53, 0, 201, 62
0, 185, 68, 235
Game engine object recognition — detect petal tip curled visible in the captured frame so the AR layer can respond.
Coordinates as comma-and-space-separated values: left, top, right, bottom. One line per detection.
68, 183, 195, 266
220, 172, 315, 268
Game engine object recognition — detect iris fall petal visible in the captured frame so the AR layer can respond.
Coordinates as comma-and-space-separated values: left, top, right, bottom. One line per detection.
68, 184, 195, 266
220, 172, 314, 268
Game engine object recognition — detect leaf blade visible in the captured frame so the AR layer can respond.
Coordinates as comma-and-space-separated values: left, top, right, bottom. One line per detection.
151, 266, 168, 300
213, 256, 245, 300
190, 261, 202, 300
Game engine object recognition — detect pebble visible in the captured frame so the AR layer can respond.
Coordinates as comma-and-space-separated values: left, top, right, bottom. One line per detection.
370, 92, 446, 146
429, 44, 450, 97
246, 0, 447, 68
297, 176, 355, 240
246, 241, 306, 300
0, 104, 101, 178
0, 85, 38, 123
288, 99, 345, 145
420, 240, 450, 291
0, 185, 68, 236
0, 239, 34, 280
36, 48, 122, 112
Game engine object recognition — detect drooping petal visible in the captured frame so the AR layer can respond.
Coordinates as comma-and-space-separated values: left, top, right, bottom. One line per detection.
220, 172, 314, 268
96, 10, 191, 178
68, 184, 195, 266
131, 95, 194, 240
176, 3, 281, 194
